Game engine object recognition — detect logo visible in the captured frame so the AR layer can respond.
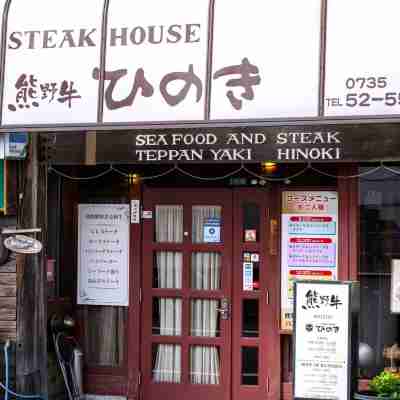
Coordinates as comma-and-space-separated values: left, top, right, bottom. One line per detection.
305, 324, 313, 332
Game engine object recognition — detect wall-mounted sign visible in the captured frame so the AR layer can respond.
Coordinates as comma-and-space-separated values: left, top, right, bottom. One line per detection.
243, 263, 253, 291
203, 218, 221, 243
1, 1, 400, 131
77, 204, 130, 306
293, 281, 352, 400
4, 133, 28, 159
4, 234, 42, 254
281, 191, 338, 330
49, 125, 400, 164
130, 199, 140, 224
391, 260, 400, 313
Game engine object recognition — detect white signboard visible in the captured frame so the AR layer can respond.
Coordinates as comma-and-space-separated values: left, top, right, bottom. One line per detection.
3, 0, 103, 125
211, 0, 320, 120
391, 260, 400, 313
324, 0, 400, 117
281, 191, 338, 330
103, 0, 210, 123
2, 0, 400, 129
77, 204, 130, 306
294, 281, 350, 400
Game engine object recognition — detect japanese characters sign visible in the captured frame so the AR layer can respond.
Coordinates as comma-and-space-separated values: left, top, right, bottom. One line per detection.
281, 191, 338, 330
293, 281, 351, 400
2, 0, 400, 131
77, 204, 130, 306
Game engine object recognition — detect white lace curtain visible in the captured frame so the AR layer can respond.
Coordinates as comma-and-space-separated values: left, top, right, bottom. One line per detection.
153, 205, 221, 385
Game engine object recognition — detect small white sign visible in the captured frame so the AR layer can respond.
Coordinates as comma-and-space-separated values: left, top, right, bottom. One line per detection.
243, 263, 253, 291
203, 218, 221, 243
77, 204, 130, 306
391, 260, 400, 313
5, 133, 28, 159
130, 200, 140, 224
294, 281, 350, 400
250, 253, 259, 262
142, 210, 153, 219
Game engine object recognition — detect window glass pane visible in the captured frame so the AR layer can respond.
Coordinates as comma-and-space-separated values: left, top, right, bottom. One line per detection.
359, 166, 400, 377
243, 203, 260, 242
241, 347, 258, 385
191, 252, 221, 290
153, 252, 182, 289
190, 299, 220, 337
242, 299, 259, 337
190, 346, 220, 384
152, 344, 181, 383
152, 297, 182, 336
192, 206, 222, 243
83, 306, 125, 367
155, 205, 183, 243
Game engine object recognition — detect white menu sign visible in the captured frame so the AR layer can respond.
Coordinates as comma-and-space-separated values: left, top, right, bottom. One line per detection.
77, 204, 130, 306
294, 281, 350, 400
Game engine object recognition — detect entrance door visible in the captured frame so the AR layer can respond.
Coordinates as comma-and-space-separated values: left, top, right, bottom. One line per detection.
141, 188, 278, 400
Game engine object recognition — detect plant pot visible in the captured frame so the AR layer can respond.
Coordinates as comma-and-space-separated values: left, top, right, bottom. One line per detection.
355, 391, 397, 400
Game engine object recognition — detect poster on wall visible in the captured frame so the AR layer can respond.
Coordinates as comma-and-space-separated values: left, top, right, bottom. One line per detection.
77, 204, 130, 306
281, 191, 338, 330
293, 281, 351, 400
391, 259, 400, 313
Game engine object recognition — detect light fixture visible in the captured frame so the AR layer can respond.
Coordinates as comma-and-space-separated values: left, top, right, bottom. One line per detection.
128, 173, 140, 185
261, 161, 278, 174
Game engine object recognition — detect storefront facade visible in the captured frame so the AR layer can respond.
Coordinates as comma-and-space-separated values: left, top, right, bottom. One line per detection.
0, 1, 400, 399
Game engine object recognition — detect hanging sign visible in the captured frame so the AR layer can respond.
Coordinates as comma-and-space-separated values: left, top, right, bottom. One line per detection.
293, 281, 352, 400
3, 234, 42, 254
77, 204, 130, 306
281, 191, 338, 330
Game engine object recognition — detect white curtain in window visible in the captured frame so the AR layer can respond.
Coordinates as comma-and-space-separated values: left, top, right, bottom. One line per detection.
192, 206, 222, 243
190, 250, 221, 384
156, 205, 183, 243
153, 206, 183, 383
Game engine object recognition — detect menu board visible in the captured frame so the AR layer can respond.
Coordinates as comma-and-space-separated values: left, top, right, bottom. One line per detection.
281, 191, 338, 330
77, 204, 130, 306
294, 281, 350, 400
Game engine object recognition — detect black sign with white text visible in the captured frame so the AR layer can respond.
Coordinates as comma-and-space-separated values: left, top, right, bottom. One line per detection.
48, 124, 400, 164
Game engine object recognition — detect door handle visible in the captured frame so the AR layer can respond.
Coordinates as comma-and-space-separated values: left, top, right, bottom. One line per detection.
216, 297, 230, 320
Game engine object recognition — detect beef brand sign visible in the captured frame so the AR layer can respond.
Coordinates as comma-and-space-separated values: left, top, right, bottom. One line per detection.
1, 0, 400, 131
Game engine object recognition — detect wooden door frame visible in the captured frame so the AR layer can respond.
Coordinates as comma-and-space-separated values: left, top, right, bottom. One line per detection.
140, 187, 234, 400
231, 187, 281, 400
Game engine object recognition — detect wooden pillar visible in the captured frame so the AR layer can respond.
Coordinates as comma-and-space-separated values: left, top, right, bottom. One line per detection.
127, 176, 142, 400
16, 134, 48, 397
337, 163, 359, 281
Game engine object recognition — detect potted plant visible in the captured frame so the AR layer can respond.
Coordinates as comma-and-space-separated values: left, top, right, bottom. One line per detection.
355, 371, 400, 399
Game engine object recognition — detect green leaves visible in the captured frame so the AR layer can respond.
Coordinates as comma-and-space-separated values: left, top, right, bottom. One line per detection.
369, 371, 400, 398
